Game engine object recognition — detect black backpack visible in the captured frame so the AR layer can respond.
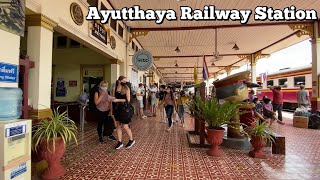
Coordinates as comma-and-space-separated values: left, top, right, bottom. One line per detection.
309, 112, 320, 129
89, 86, 99, 112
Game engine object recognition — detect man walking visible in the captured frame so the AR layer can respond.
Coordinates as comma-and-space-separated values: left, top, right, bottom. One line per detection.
270, 86, 285, 125
297, 85, 310, 108
136, 83, 147, 119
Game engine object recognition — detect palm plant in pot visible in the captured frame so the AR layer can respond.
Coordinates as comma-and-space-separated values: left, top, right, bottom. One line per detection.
32, 110, 78, 180
192, 96, 240, 157
245, 120, 274, 159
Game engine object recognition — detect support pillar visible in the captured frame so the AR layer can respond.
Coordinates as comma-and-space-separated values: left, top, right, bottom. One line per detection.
111, 61, 120, 84
311, 21, 320, 113
225, 67, 232, 76
250, 54, 257, 84
26, 14, 57, 119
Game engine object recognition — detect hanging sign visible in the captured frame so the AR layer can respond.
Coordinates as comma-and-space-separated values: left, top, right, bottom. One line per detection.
132, 50, 153, 71
0, 62, 18, 83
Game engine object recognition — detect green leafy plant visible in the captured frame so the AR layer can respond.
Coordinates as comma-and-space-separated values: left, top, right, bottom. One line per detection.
189, 96, 240, 129
245, 120, 275, 142
32, 110, 78, 152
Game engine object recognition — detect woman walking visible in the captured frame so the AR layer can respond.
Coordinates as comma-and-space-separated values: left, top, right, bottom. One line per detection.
94, 81, 126, 143
177, 90, 188, 127
113, 76, 135, 149
163, 87, 177, 131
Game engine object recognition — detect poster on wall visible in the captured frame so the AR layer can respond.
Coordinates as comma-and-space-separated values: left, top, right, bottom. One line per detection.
131, 68, 138, 90
0, 62, 18, 83
0, 0, 25, 36
56, 80, 66, 97
69, 80, 77, 87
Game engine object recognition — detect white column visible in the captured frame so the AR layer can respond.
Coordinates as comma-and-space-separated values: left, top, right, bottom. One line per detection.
311, 21, 320, 113
250, 55, 257, 84
0, 30, 20, 88
111, 63, 120, 83
27, 26, 53, 110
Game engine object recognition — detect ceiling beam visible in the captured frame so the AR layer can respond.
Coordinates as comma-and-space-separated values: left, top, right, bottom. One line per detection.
158, 66, 240, 69
153, 54, 248, 58
131, 21, 313, 32
254, 30, 301, 54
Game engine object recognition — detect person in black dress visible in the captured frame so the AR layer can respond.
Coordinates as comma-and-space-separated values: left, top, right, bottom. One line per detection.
113, 76, 135, 149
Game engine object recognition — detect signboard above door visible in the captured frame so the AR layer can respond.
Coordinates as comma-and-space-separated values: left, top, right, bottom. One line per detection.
91, 22, 108, 45
83, 67, 103, 77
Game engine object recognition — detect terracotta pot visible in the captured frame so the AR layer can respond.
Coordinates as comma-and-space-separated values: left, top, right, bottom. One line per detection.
206, 127, 224, 157
40, 137, 66, 180
249, 136, 266, 159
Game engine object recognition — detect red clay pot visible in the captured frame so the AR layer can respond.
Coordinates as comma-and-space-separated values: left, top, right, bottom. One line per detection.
41, 137, 66, 180
249, 136, 266, 159
206, 127, 224, 157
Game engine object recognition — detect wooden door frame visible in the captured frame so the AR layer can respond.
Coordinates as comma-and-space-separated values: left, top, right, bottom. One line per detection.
19, 56, 34, 119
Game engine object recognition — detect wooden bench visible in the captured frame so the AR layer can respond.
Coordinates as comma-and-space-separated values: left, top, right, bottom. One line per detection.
265, 131, 285, 155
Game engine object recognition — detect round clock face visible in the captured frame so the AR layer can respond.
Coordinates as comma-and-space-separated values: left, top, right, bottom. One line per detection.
70, 3, 84, 26
110, 36, 116, 50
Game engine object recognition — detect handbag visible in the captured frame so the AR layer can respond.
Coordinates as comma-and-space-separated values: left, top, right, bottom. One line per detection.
118, 100, 134, 122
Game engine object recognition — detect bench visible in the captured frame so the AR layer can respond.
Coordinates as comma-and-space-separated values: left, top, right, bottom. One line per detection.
265, 131, 285, 155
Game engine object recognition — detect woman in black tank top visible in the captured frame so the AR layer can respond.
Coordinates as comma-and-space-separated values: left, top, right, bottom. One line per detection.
113, 76, 135, 150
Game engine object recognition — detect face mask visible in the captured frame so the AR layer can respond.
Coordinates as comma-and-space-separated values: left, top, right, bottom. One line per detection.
256, 101, 260, 104
101, 87, 107, 91
121, 82, 126, 86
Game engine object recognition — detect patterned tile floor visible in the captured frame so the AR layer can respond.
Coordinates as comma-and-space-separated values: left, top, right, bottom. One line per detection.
59, 111, 320, 180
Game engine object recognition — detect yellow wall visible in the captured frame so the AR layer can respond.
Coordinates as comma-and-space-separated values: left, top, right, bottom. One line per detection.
0, 30, 20, 88
52, 46, 112, 102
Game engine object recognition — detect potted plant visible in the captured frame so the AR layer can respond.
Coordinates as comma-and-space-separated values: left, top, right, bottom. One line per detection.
32, 110, 78, 180
191, 96, 240, 157
245, 120, 274, 159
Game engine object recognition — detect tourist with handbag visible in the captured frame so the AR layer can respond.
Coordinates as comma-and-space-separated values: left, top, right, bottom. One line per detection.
94, 81, 126, 144
113, 76, 135, 149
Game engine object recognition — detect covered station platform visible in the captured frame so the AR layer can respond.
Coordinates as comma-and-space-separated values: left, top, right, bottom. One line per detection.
0, 0, 320, 180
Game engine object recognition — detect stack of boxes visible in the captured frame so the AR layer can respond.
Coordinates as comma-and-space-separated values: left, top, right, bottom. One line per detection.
293, 108, 310, 128
0, 119, 32, 180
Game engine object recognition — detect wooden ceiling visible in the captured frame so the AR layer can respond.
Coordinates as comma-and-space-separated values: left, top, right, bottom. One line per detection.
108, 0, 319, 83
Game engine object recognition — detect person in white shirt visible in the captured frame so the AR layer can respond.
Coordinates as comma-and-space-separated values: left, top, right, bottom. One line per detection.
136, 83, 147, 119
148, 83, 158, 117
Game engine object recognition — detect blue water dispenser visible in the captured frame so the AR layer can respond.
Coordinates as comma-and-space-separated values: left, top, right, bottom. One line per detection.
0, 87, 23, 120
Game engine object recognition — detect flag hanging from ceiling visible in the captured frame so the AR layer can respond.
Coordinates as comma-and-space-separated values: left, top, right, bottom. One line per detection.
194, 65, 200, 84
203, 56, 209, 80
260, 72, 268, 83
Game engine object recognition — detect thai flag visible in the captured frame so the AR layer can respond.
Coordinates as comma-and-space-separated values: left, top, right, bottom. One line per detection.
203, 57, 209, 80
261, 72, 268, 83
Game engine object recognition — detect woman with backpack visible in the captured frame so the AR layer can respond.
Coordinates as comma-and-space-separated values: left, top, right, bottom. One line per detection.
112, 76, 136, 150
94, 81, 126, 143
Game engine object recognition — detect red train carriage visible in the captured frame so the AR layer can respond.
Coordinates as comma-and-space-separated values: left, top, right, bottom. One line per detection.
256, 65, 312, 110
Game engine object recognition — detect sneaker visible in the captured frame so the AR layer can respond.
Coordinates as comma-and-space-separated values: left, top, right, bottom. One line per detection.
167, 127, 172, 131
108, 135, 117, 141
278, 121, 285, 125
99, 137, 105, 144
142, 116, 147, 119
115, 141, 124, 150
126, 140, 136, 149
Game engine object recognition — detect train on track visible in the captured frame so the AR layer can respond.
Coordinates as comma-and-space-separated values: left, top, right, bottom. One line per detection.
256, 64, 312, 110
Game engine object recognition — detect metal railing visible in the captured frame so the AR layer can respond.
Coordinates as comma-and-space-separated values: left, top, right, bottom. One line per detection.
56, 101, 87, 132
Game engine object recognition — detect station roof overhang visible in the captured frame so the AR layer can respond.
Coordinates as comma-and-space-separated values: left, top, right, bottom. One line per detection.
108, 0, 320, 83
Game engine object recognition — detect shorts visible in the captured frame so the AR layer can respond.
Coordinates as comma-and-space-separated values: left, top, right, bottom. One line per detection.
138, 100, 144, 108
151, 97, 157, 106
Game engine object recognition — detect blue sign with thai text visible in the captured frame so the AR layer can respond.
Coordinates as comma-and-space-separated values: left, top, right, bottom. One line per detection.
0, 62, 19, 83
